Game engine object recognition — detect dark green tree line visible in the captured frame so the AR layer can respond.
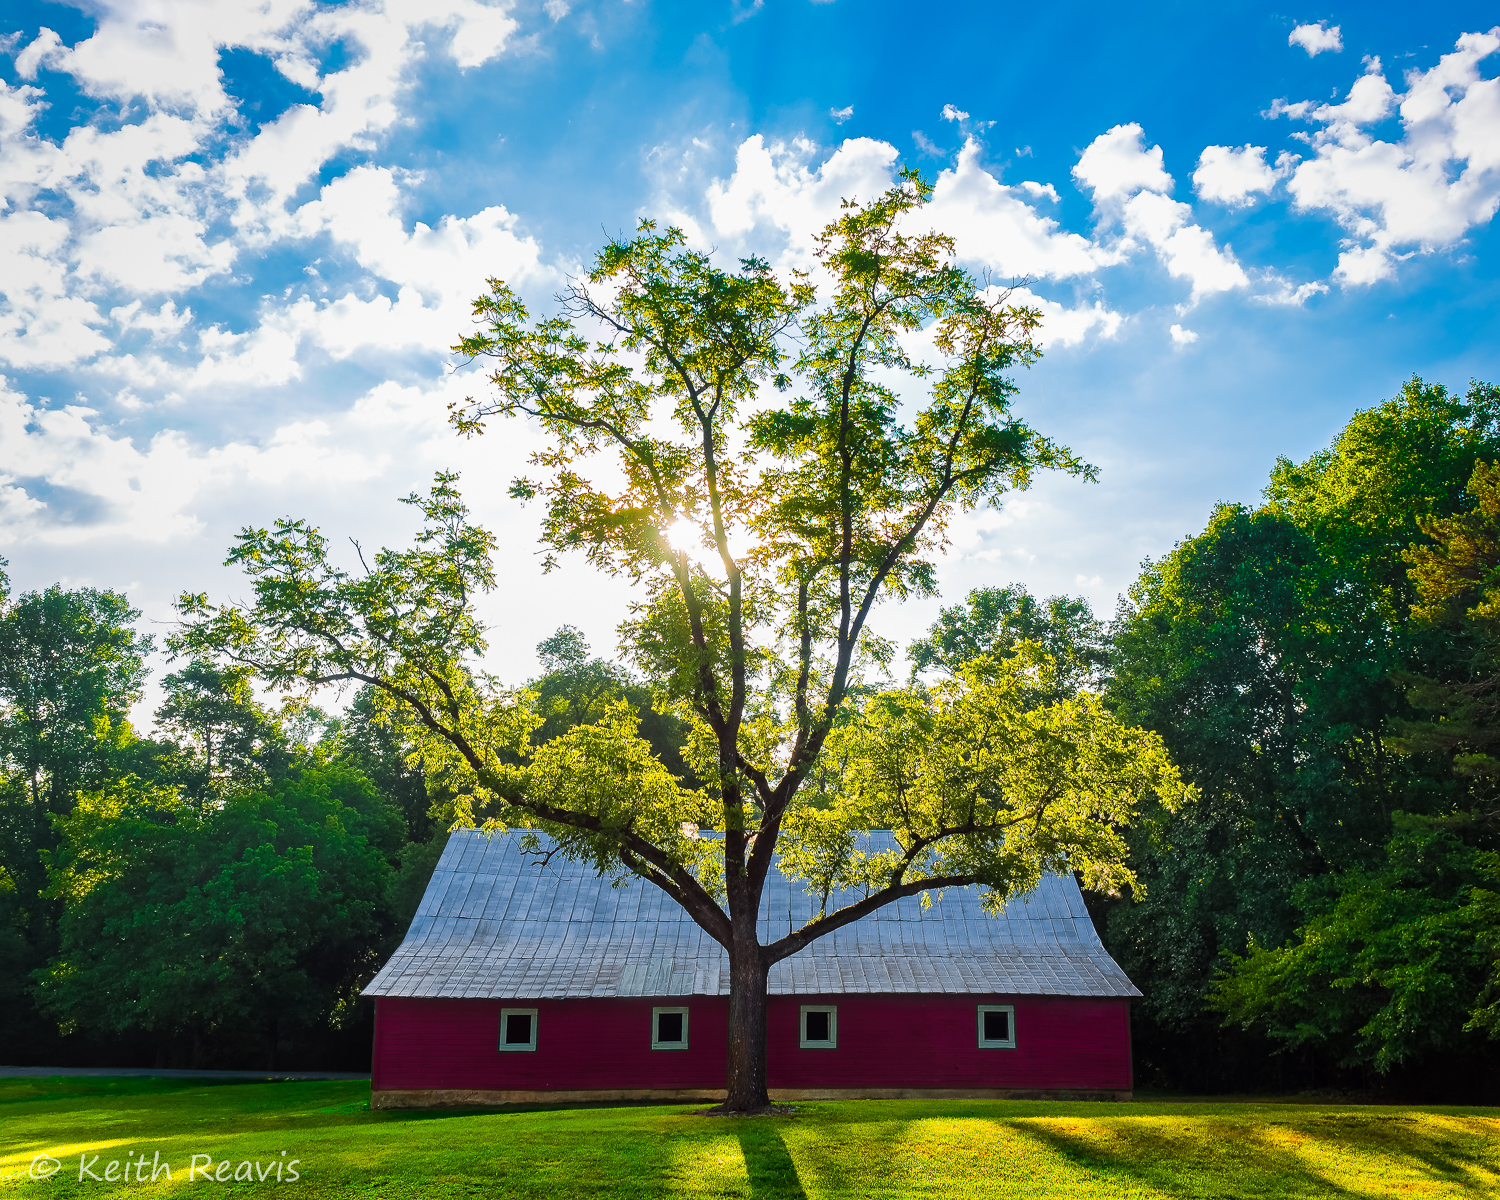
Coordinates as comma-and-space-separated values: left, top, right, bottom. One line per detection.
0, 562, 455, 1068
1099, 379, 1500, 1093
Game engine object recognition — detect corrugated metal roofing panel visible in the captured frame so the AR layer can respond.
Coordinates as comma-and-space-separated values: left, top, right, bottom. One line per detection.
361, 830, 1140, 1000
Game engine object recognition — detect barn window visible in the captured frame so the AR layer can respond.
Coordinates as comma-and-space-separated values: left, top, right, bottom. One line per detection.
977, 1004, 1016, 1049
651, 1007, 690, 1050
499, 1008, 539, 1052
799, 1005, 837, 1049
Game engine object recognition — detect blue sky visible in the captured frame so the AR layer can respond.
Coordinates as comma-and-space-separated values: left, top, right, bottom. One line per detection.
2, 0, 1499, 696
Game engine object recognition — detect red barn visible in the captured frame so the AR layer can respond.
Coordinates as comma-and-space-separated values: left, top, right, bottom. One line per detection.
364, 831, 1138, 1107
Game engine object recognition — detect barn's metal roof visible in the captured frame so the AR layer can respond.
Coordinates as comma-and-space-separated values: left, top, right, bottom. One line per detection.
363, 830, 1140, 999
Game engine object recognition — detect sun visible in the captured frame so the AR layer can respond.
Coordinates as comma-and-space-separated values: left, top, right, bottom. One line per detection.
664, 520, 701, 555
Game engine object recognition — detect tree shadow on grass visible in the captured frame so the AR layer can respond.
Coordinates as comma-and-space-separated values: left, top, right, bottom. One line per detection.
738, 1128, 808, 1200
1009, 1114, 1500, 1199
1009, 1118, 1361, 1200
1297, 1111, 1500, 1195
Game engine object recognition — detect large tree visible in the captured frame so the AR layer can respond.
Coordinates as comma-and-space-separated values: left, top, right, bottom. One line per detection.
177, 180, 1185, 1112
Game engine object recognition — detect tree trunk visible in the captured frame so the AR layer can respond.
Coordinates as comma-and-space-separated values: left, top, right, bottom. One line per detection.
722, 936, 771, 1112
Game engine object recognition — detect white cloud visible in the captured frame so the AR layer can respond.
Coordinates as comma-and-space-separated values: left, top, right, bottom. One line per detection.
941, 104, 969, 122
703, 134, 900, 262
1074, 126, 1248, 304
830, 105, 853, 124
701, 134, 1114, 283
695, 135, 1122, 346
928, 140, 1115, 280
14, 28, 65, 79
1072, 123, 1172, 203
544, 0, 570, 19
111, 300, 193, 341
1193, 144, 1277, 205
0, 0, 524, 381
1169, 323, 1198, 345
0, 370, 458, 547
1125, 195, 1248, 302
1289, 22, 1342, 56
1253, 276, 1329, 306
1275, 31, 1500, 284
294, 166, 547, 310
188, 319, 305, 389
1001, 286, 1122, 349
78, 164, 551, 392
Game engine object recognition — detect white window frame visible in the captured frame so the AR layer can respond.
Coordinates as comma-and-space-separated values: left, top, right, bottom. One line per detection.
977, 1004, 1016, 1049
498, 1007, 539, 1052
650, 1006, 690, 1051
799, 1004, 838, 1049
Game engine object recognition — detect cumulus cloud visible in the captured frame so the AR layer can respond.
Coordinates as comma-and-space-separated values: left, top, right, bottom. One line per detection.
928, 140, 1115, 279
830, 105, 853, 123
702, 134, 902, 262
1273, 31, 1500, 284
0, 0, 522, 378
111, 300, 193, 342
941, 104, 969, 122
677, 135, 1129, 359
0, 211, 113, 368
295, 166, 547, 307
1253, 276, 1329, 306
1193, 144, 1278, 205
1072, 123, 1173, 203
1123, 193, 1249, 302
700, 135, 1117, 288
1169, 323, 1198, 345
1289, 22, 1342, 56
0, 368, 473, 547
1002, 287, 1122, 348
1073, 125, 1248, 304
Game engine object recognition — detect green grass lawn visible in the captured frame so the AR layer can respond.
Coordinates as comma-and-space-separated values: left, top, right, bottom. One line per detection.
2, 1078, 1497, 1199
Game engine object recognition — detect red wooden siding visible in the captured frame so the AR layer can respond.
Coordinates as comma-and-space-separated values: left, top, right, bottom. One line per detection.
373, 994, 1131, 1092
373, 997, 729, 1092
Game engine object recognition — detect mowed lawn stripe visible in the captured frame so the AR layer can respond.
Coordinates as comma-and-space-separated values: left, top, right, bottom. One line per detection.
1, 1079, 1497, 1199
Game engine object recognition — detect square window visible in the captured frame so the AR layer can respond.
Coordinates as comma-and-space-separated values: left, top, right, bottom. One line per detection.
977, 1004, 1016, 1049
499, 1007, 538, 1052
651, 1006, 689, 1050
800, 1005, 837, 1049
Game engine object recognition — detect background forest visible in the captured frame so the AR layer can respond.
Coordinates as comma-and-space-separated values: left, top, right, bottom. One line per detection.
2, 377, 1498, 1097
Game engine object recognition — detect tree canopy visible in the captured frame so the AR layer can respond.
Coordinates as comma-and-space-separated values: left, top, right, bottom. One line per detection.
176, 179, 1185, 1111
907, 583, 1107, 697
36, 766, 403, 1069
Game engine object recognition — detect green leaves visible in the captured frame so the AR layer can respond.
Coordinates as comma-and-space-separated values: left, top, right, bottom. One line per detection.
452, 225, 803, 587
35, 767, 401, 1045
174, 475, 535, 822
0, 585, 153, 817
1103, 374, 1500, 1071
907, 583, 1108, 694
1391, 456, 1500, 771
784, 647, 1187, 912
180, 181, 1135, 976
1210, 814, 1500, 1071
